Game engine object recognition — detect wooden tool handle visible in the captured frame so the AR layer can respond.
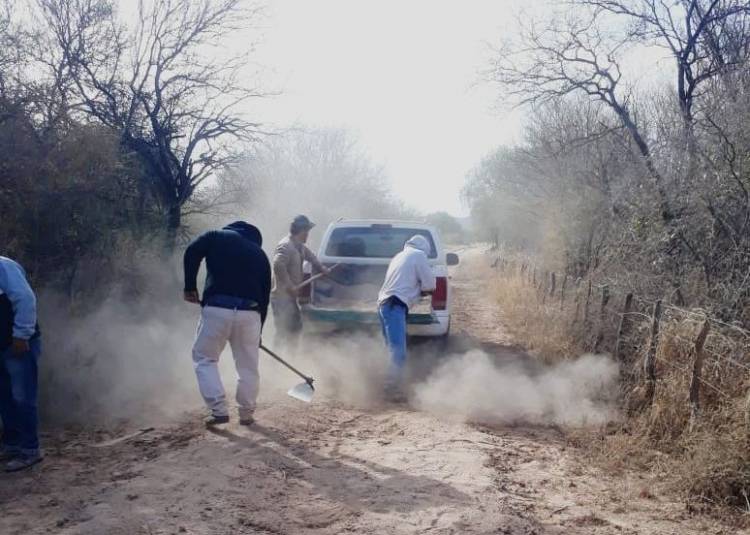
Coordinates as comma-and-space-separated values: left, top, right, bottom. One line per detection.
294, 264, 341, 291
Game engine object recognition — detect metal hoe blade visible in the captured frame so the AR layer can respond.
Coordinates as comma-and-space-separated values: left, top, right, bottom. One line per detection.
260, 345, 316, 403
288, 381, 315, 403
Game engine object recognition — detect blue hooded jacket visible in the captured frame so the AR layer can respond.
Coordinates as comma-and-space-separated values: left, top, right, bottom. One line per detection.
183, 222, 272, 324
0, 257, 40, 351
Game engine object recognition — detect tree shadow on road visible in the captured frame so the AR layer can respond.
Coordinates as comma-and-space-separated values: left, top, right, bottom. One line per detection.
207, 423, 471, 515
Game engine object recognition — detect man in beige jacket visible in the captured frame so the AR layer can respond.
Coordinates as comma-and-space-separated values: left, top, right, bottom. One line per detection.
271, 215, 330, 350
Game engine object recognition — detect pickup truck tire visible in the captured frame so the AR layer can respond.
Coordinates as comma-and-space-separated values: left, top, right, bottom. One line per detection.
441, 319, 451, 339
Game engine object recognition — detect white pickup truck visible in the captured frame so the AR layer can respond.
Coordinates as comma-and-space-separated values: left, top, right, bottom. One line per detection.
300, 219, 459, 337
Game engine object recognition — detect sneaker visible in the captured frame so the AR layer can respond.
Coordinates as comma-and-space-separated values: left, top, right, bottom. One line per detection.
5, 454, 43, 472
205, 415, 230, 427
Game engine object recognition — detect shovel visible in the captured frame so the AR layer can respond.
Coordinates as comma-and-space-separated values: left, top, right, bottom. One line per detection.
260, 344, 315, 403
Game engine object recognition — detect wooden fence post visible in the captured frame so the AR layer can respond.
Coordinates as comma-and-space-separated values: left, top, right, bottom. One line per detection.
614, 293, 634, 362
572, 278, 582, 326
593, 285, 610, 353
560, 275, 568, 310
549, 272, 556, 297
688, 319, 711, 431
643, 300, 662, 405
582, 279, 593, 326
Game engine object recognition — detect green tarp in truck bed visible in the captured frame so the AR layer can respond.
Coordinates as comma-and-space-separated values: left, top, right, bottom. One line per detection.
302, 308, 438, 326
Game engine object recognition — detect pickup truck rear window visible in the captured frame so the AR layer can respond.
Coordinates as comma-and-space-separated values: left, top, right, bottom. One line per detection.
325, 227, 437, 259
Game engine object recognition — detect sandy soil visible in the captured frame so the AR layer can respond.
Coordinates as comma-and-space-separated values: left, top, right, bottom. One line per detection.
0, 248, 746, 535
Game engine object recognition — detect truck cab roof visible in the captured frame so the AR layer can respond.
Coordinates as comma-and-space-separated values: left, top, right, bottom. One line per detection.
331, 219, 437, 230
319, 220, 444, 262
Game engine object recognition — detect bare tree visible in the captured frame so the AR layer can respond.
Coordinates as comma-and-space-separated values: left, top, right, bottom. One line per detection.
0, 0, 27, 103
573, 0, 750, 222
487, 1, 750, 305
576, 1, 750, 123
487, 10, 676, 222
489, 1, 750, 220
0, 2, 13, 91
235, 127, 413, 243
37, 0, 267, 248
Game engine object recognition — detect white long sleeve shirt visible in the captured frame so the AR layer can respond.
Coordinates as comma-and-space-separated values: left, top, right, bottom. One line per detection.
377, 236, 437, 308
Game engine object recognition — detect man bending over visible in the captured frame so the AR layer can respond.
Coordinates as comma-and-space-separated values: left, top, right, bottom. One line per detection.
184, 222, 271, 426
377, 235, 436, 400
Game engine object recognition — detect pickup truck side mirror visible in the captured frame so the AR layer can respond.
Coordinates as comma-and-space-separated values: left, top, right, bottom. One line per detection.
446, 253, 460, 266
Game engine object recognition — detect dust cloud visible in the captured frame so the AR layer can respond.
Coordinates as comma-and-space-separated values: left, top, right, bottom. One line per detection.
37, 272, 390, 426
33, 126, 407, 426
39, 269, 619, 428
258, 339, 621, 428
37, 261, 202, 425
259, 332, 390, 407
33, 126, 616, 430
36, 247, 619, 429
412, 351, 620, 426
39, 276, 620, 429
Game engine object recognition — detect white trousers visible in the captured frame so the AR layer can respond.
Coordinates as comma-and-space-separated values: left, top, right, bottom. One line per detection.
192, 306, 261, 419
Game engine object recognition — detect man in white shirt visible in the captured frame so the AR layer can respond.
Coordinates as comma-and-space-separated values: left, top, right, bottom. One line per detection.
377, 235, 436, 398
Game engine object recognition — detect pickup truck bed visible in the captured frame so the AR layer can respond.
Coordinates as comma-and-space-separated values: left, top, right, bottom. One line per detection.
301, 220, 453, 337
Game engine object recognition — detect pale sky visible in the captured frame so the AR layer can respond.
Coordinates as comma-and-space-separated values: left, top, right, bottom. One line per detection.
246, 0, 677, 217
251, 0, 529, 216
80, 0, 675, 218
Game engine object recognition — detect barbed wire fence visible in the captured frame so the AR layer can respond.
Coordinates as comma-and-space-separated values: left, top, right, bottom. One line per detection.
488, 248, 750, 437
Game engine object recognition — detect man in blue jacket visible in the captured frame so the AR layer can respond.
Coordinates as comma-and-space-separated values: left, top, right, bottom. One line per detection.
184, 222, 272, 427
0, 256, 43, 472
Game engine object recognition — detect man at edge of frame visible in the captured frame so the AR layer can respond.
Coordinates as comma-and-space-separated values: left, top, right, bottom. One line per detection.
0, 256, 43, 472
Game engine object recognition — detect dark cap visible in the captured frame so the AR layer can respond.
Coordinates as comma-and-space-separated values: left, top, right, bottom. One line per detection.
291, 215, 315, 233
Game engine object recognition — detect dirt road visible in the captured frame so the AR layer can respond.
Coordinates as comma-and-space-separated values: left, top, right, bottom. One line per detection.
0, 249, 744, 534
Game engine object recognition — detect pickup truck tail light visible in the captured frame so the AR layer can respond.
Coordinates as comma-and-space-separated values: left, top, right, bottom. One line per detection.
432, 277, 448, 310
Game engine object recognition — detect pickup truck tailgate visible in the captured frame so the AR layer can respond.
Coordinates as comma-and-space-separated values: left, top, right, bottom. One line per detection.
303, 308, 438, 326
305, 263, 439, 326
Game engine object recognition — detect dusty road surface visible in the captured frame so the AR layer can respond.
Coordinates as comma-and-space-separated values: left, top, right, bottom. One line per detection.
0, 249, 745, 535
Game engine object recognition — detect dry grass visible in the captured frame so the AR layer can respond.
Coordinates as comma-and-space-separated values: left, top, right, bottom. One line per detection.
491, 259, 750, 515
491, 270, 581, 362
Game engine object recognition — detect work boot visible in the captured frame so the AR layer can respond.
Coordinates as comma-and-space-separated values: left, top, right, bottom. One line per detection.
205, 415, 230, 427
5, 453, 43, 473
239, 410, 255, 427
239, 416, 255, 427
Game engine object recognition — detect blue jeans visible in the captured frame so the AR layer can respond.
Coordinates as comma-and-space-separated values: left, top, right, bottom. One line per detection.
378, 300, 407, 388
0, 337, 41, 456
